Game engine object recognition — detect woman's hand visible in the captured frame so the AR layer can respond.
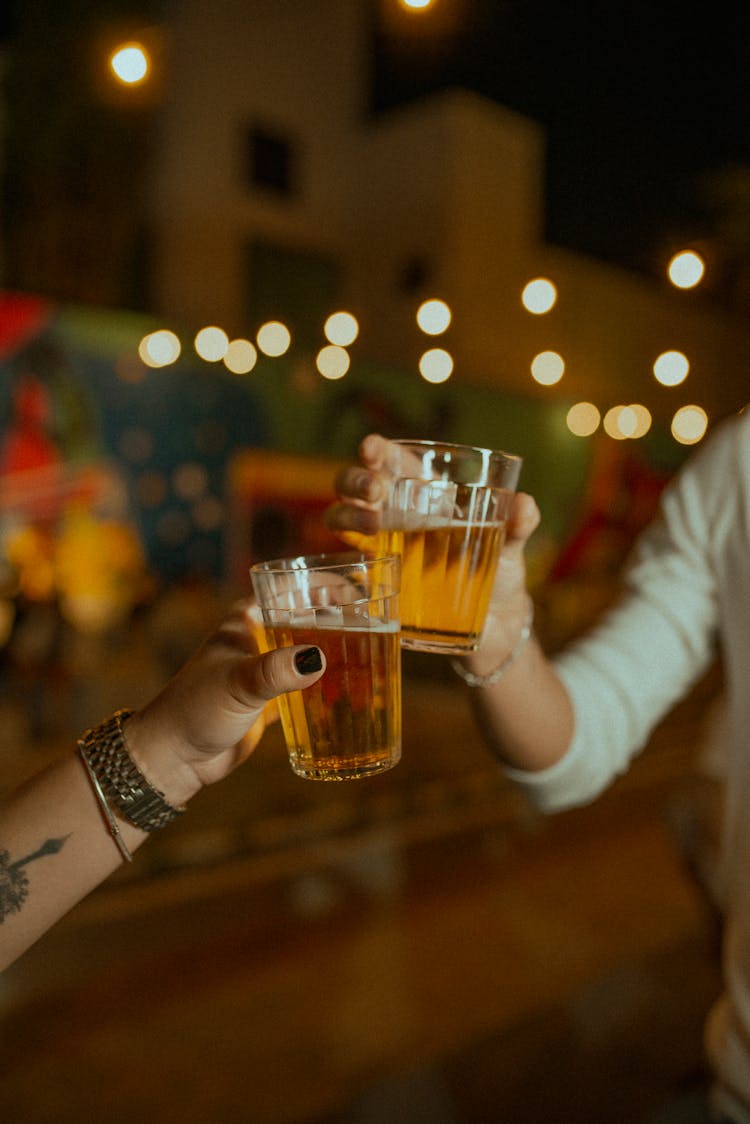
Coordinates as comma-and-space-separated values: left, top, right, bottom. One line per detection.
325, 433, 401, 539
123, 599, 326, 800
326, 432, 540, 624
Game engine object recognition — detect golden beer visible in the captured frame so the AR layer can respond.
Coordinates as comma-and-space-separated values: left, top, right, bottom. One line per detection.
335, 441, 520, 655
264, 620, 401, 780
376, 517, 506, 651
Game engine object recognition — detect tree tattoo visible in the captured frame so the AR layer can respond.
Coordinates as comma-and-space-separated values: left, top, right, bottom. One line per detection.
0, 836, 70, 923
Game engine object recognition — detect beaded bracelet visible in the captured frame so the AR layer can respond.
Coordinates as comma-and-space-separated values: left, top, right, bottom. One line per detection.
450, 598, 534, 688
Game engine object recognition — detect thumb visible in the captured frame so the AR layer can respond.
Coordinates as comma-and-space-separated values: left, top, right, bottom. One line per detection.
234, 643, 326, 706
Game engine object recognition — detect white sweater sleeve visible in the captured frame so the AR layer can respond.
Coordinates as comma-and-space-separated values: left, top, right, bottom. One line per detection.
505, 420, 737, 812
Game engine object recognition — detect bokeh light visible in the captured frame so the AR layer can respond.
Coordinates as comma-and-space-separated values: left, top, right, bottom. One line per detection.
521, 278, 557, 314
672, 405, 708, 445
194, 326, 229, 362
419, 348, 453, 383
667, 250, 705, 290
626, 403, 652, 439
603, 405, 631, 440
138, 329, 181, 368
109, 43, 150, 85
324, 311, 359, 347
316, 345, 350, 380
653, 350, 690, 386
257, 320, 291, 357
566, 401, 601, 437
223, 338, 258, 374
416, 298, 452, 335
530, 350, 565, 386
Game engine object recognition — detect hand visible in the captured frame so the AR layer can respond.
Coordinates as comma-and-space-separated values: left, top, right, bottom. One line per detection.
326, 432, 540, 664
325, 433, 401, 540
123, 599, 326, 798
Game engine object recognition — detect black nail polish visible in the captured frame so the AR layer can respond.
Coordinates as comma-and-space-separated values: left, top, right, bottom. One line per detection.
295, 646, 322, 674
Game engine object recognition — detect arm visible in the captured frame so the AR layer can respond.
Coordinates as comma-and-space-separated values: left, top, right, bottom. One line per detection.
328, 430, 723, 811
0, 599, 325, 970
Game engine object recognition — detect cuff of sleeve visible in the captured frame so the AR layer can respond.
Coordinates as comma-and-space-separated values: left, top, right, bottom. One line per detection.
501, 741, 593, 813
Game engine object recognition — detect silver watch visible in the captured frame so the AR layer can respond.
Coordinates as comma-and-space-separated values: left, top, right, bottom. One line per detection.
78, 709, 185, 832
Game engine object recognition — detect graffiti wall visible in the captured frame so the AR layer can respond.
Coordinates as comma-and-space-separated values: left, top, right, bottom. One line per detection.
0, 289, 684, 645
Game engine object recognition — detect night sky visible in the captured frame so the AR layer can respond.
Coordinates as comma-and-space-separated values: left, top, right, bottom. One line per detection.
372, 1, 750, 275
1, 1, 749, 278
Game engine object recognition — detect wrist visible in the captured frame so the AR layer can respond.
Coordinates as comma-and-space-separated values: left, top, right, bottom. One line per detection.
452, 596, 534, 688
116, 709, 204, 810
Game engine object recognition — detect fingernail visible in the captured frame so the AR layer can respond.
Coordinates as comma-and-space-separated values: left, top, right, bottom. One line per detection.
295, 646, 322, 674
357, 472, 377, 500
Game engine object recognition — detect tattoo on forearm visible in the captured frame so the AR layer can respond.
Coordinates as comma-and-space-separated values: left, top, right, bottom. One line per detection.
0, 836, 70, 923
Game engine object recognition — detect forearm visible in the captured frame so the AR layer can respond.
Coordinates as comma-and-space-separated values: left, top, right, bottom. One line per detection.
0, 700, 215, 971
0, 749, 148, 971
0, 600, 328, 971
457, 604, 575, 772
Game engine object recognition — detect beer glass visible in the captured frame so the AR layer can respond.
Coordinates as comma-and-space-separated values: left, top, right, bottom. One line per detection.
376, 440, 522, 654
250, 552, 401, 781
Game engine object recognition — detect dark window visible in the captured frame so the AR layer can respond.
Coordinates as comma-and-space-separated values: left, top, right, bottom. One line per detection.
398, 255, 432, 294
245, 124, 295, 195
245, 239, 340, 349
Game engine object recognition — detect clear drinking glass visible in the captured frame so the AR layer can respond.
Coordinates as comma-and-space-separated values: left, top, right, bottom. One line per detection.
373, 440, 522, 654
250, 552, 401, 780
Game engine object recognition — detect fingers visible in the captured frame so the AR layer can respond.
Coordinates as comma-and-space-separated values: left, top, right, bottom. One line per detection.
506, 492, 540, 546
325, 500, 382, 536
232, 643, 326, 707
327, 433, 392, 536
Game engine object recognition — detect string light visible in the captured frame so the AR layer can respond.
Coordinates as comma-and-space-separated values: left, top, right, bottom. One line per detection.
667, 250, 705, 289
521, 278, 557, 314
257, 321, 291, 357
416, 299, 451, 335
324, 312, 359, 347
194, 326, 229, 361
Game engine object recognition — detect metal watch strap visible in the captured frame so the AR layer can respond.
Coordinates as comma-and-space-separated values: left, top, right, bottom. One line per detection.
78, 709, 185, 832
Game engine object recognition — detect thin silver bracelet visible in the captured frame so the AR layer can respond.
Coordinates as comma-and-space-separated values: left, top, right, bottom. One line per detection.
450, 598, 534, 688
78, 745, 133, 863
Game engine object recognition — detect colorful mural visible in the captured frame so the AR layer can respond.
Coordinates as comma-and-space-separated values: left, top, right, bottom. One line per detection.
0, 289, 686, 658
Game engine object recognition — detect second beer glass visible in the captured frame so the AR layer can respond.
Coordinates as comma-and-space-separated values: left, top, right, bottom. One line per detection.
375, 440, 522, 654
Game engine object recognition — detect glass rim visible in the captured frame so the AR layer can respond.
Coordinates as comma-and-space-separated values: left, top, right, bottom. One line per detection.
392, 437, 522, 466
389, 478, 515, 494
250, 550, 400, 575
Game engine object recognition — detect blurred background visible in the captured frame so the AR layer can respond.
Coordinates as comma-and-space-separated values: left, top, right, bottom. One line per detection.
0, 1, 746, 1120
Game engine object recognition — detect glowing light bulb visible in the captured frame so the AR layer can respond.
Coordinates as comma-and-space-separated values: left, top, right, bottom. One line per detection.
667, 250, 705, 290
530, 350, 565, 386
316, 345, 350, 380
138, 329, 181, 368
257, 321, 291, 357
521, 278, 557, 314
416, 299, 452, 336
324, 312, 359, 347
566, 402, 601, 437
603, 406, 630, 440
223, 339, 257, 374
110, 43, 150, 85
672, 405, 708, 445
654, 350, 690, 387
194, 326, 229, 361
419, 348, 453, 384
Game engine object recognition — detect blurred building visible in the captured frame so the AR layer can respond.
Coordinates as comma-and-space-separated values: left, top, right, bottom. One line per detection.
148, 0, 750, 425
1, 0, 749, 428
